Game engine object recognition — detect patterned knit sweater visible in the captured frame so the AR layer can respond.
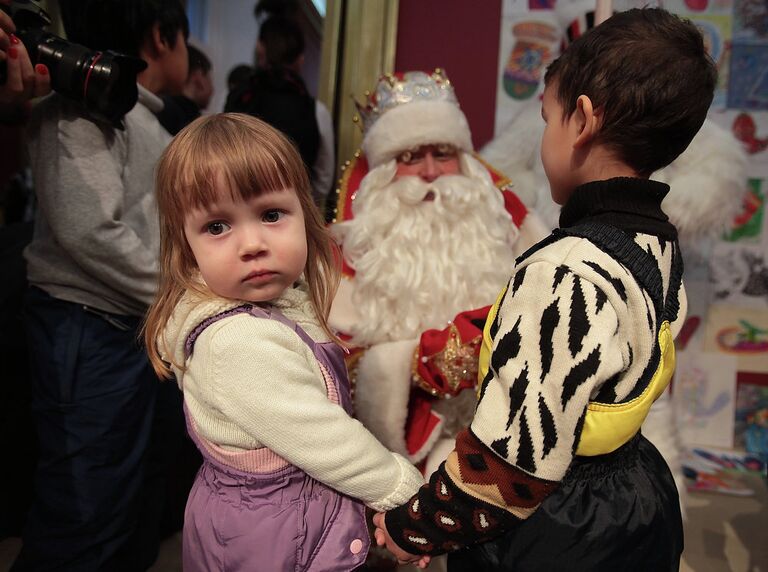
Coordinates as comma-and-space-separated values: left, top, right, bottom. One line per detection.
385, 177, 684, 555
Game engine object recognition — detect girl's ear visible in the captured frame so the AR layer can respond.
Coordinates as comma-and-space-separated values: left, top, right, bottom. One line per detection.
573, 94, 599, 148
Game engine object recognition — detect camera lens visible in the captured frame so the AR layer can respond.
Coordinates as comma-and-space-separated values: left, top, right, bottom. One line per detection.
18, 28, 147, 125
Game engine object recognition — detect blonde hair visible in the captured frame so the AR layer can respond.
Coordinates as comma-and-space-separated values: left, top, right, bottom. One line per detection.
144, 113, 341, 379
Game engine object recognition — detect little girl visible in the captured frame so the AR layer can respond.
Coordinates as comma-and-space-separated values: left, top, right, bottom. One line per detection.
144, 113, 424, 571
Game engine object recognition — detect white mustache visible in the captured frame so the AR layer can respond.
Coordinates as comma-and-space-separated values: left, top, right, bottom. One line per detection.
389, 174, 474, 207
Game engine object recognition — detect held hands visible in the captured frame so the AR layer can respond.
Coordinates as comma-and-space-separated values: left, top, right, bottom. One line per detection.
372, 512, 431, 569
1, 1, 50, 106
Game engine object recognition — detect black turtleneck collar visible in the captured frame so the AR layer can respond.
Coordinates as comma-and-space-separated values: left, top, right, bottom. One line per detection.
559, 177, 677, 240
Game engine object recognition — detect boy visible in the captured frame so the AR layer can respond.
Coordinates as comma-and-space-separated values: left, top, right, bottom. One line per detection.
15, 1, 188, 570
373, 8, 716, 571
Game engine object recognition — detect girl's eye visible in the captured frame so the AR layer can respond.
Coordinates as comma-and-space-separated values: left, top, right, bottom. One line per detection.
263, 210, 284, 223
206, 221, 230, 235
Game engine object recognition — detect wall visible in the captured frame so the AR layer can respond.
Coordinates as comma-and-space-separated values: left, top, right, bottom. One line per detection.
395, 0, 502, 149
196, 0, 257, 114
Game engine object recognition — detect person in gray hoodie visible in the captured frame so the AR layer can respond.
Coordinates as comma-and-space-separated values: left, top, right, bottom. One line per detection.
14, 1, 188, 570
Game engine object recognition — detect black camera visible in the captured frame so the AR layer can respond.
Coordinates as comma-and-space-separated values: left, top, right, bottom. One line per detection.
0, 0, 147, 126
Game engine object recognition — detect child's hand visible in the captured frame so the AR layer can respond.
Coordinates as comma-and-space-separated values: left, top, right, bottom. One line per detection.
372, 512, 431, 569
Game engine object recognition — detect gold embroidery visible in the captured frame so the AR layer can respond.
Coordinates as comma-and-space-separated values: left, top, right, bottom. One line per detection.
412, 324, 482, 398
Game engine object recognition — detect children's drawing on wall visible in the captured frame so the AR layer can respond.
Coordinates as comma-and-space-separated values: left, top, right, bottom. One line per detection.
494, 1, 562, 132
732, 112, 768, 156
710, 244, 768, 305
675, 353, 738, 448
529, 0, 557, 10
728, 44, 768, 110
691, 15, 733, 107
723, 178, 765, 241
502, 21, 559, 100
735, 378, 768, 456
682, 447, 764, 495
704, 306, 768, 371
733, 0, 768, 42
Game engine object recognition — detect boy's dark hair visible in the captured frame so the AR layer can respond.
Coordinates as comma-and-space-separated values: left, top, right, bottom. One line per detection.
188, 45, 212, 75
258, 16, 305, 68
60, 0, 189, 58
545, 8, 717, 177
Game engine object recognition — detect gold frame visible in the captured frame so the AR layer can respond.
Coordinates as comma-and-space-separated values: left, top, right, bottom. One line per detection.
318, 0, 399, 171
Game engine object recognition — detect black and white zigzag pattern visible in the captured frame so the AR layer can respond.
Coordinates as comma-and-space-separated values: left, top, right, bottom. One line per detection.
472, 233, 676, 482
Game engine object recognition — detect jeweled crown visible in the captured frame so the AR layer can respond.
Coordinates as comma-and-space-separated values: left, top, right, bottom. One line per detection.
354, 69, 459, 132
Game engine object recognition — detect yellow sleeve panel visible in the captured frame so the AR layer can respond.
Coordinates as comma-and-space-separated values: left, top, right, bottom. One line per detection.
477, 286, 507, 398
576, 320, 675, 456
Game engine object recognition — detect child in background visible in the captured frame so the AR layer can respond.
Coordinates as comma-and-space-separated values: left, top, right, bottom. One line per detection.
143, 113, 424, 571
374, 8, 717, 571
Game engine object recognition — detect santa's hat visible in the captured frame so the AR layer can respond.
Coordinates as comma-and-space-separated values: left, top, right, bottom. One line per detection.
356, 69, 474, 168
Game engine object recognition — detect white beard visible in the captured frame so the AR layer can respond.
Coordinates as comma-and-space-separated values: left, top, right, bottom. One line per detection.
331, 154, 519, 345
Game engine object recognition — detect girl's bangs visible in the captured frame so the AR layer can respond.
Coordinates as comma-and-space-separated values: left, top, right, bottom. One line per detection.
161, 114, 309, 215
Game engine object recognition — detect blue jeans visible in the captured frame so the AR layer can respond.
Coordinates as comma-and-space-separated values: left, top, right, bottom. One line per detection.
12, 287, 180, 571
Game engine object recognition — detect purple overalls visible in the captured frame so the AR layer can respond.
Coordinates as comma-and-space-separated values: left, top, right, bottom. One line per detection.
181, 304, 369, 571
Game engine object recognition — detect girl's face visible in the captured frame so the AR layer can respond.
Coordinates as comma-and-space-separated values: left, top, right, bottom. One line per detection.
183, 174, 307, 303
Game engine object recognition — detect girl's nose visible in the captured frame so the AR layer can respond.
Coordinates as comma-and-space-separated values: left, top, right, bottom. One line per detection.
239, 226, 267, 258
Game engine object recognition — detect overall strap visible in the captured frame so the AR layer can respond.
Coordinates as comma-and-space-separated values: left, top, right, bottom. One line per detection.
184, 303, 317, 360
662, 240, 684, 323
553, 222, 666, 320
184, 304, 254, 359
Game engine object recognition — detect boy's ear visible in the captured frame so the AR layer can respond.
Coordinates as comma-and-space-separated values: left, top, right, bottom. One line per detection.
573, 95, 599, 148
145, 23, 171, 59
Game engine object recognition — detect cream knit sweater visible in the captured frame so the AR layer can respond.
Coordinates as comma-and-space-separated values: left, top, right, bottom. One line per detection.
162, 283, 424, 512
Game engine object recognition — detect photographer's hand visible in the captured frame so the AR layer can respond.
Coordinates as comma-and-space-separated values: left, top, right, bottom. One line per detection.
1, 0, 50, 106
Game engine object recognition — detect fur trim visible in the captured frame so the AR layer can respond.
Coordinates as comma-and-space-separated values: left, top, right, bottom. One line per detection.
655, 119, 748, 239
407, 412, 445, 466
513, 209, 551, 255
480, 100, 547, 210
354, 339, 420, 457
363, 100, 473, 168
482, 114, 749, 242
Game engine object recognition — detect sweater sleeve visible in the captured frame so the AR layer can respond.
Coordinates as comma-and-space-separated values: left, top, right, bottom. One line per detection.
208, 317, 424, 512
30, 105, 159, 305
385, 260, 629, 555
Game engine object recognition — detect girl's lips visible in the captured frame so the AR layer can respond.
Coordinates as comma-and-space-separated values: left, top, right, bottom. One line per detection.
242, 270, 276, 283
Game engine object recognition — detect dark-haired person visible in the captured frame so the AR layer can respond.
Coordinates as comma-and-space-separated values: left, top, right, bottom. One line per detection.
156, 44, 214, 135
225, 7, 334, 204
374, 8, 715, 571
13, 1, 189, 570
226, 63, 253, 93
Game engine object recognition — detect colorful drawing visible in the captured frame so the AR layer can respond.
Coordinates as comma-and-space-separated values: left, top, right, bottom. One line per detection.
658, 0, 733, 14
711, 247, 768, 304
733, 0, 768, 42
529, 0, 556, 9
675, 353, 737, 448
735, 380, 768, 456
724, 178, 765, 241
728, 44, 768, 110
682, 447, 764, 495
716, 320, 768, 353
691, 15, 733, 107
686, 0, 710, 11
704, 306, 768, 372
732, 112, 768, 154
502, 21, 559, 100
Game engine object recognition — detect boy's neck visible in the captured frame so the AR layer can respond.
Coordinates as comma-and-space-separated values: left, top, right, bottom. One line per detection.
563, 145, 643, 203
138, 67, 166, 97
576, 145, 641, 185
